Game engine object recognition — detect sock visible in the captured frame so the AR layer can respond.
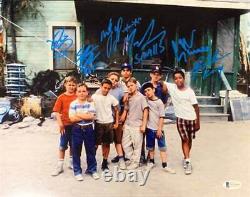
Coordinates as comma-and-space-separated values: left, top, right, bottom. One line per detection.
58, 159, 64, 166
185, 158, 191, 163
103, 159, 108, 164
118, 156, 124, 160
149, 159, 155, 164
162, 162, 167, 168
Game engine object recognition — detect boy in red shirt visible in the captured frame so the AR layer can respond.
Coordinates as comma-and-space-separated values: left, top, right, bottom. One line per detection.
51, 76, 77, 176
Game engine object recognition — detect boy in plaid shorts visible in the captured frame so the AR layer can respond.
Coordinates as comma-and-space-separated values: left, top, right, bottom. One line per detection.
164, 70, 200, 175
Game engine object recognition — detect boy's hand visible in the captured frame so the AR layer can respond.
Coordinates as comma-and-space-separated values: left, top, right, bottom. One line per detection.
156, 130, 163, 138
119, 113, 126, 123
59, 123, 65, 135
113, 123, 118, 129
194, 121, 200, 131
140, 125, 146, 133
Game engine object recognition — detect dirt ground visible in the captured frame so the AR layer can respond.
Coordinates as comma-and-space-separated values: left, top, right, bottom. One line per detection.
0, 118, 250, 197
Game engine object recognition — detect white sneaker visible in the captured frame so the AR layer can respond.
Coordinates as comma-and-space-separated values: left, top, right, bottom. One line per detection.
75, 174, 84, 181
118, 159, 126, 170
127, 163, 139, 170
51, 165, 63, 176
146, 162, 155, 170
163, 166, 176, 174
92, 172, 100, 180
184, 162, 192, 175
183, 159, 187, 169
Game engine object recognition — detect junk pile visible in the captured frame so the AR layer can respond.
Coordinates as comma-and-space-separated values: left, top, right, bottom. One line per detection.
0, 69, 102, 129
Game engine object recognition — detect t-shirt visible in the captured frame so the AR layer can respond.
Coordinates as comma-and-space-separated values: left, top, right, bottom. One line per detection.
125, 92, 148, 127
53, 93, 77, 125
147, 98, 165, 130
165, 82, 197, 120
92, 93, 119, 124
69, 100, 96, 126
95, 85, 124, 110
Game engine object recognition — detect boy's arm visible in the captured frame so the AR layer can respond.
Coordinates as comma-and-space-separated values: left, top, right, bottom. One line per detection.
55, 112, 65, 134
156, 117, 164, 138
193, 104, 200, 131
113, 106, 119, 129
119, 102, 128, 123
140, 107, 149, 133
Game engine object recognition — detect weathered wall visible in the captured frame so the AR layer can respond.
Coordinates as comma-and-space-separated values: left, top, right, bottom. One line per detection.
9, 0, 77, 79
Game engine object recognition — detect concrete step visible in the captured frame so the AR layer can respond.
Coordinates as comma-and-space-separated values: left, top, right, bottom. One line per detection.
197, 96, 221, 105
200, 113, 229, 122
199, 105, 224, 113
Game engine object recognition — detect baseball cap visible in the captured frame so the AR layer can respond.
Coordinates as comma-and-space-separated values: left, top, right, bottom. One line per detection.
121, 63, 132, 71
151, 65, 162, 74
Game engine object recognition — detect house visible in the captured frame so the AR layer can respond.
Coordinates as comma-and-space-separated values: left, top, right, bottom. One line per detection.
2, 0, 250, 96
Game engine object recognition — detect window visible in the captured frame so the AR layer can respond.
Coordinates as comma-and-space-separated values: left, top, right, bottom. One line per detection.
52, 26, 76, 70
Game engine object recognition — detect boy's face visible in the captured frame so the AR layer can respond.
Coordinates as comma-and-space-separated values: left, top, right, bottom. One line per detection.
144, 87, 155, 99
174, 73, 185, 88
108, 74, 119, 88
127, 81, 137, 94
101, 83, 111, 96
150, 72, 162, 83
121, 68, 132, 79
76, 86, 88, 100
65, 81, 77, 94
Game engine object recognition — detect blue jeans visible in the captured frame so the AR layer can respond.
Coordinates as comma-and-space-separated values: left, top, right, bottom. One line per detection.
72, 125, 97, 175
59, 125, 73, 150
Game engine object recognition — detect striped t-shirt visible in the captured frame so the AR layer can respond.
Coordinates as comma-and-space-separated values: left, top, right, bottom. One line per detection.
69, 100, 96, 126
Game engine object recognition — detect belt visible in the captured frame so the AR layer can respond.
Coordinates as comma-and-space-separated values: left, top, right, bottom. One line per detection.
75, 124, 93, 129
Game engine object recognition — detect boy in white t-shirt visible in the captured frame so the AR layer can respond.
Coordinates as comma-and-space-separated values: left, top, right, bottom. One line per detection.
92, 78, 119, 172
164, 70, 200, 175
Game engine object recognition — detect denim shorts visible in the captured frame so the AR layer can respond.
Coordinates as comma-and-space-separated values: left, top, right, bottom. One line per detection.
146, 128, 167, 151
59, 125, 73, 150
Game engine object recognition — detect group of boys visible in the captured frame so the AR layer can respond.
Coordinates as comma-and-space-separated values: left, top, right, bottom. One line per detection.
52, 63, 200, 181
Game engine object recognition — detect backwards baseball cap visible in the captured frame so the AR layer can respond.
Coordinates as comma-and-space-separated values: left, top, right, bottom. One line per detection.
121, 63, 132, 71
151, 65, 162, 74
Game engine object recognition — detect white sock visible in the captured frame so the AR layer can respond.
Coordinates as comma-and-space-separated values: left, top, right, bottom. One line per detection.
185, 158, 191, 163
58, 159, 64, 166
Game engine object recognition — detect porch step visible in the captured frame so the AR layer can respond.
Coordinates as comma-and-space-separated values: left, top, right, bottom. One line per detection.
197, 96, 229, 122
200, 113, 229, 122
199, 105, 224, 113
197, 96, 221, 105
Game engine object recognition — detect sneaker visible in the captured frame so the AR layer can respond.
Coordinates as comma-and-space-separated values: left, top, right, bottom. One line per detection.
111, 155, 119, 163
183, 159, 187, 169
75, 174, 84, 181
68, 158, 73, 169
51, 166, 63, 176
184, 161, 192, 175
118, 159, 126, 170
92, 172, 100, 180
146, 162, 155, 170
127, 163, 139, 170
163, 166, 176, 174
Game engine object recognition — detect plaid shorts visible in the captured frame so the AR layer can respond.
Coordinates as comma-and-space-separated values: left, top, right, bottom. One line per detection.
176, 118, 196, 141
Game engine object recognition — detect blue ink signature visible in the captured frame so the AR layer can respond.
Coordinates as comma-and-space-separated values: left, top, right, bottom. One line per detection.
100, 17, 123, 58
192, 49, 231, 79
122, 17, 142, 33
171, 29, 209, 63
76, 44, 100, 76
133, 19, 166, 64
47, 29, 73, 59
